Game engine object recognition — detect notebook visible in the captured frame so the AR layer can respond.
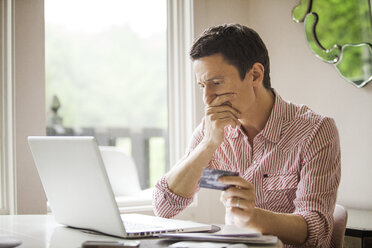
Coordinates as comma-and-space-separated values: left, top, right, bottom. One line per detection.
28, 136, 212, 238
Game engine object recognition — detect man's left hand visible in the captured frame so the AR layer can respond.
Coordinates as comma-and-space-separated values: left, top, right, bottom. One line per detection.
219, 176, 256, 227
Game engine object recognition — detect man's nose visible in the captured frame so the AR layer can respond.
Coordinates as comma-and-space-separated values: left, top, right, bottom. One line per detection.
203, 85, 216, 105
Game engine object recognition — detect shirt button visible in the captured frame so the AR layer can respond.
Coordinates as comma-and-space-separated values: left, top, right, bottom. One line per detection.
253, 160, 257, 165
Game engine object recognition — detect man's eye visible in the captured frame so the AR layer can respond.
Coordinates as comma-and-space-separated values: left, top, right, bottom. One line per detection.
213, 81, 221, 85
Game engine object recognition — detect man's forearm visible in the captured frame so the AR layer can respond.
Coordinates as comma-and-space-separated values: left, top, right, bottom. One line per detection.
166, 142, 217, 198
249, 208, 308, 245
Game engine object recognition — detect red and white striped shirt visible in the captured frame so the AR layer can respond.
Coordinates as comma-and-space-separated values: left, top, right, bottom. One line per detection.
153, 93, 341, 247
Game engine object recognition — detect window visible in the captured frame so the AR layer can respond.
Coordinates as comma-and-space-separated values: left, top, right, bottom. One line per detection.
45, 0, 196, 211
0, 0, 194, 214
45, 0, 168, 192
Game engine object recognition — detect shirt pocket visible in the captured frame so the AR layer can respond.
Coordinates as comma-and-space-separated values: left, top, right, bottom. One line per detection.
262, 172, 298, 211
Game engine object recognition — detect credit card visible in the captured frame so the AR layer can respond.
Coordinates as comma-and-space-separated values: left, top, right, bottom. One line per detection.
200, 168, 239, 190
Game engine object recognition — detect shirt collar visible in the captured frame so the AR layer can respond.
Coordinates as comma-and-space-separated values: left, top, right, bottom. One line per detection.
226, 125, 244, 139
260, 90, 285, 143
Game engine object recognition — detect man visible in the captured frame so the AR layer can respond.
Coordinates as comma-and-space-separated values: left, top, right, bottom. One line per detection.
153, 24, 340, 247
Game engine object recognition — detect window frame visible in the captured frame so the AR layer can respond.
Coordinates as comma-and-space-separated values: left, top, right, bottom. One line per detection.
167, 0, 196, 169
0, 0, 16, 215
1, 0, 47, 215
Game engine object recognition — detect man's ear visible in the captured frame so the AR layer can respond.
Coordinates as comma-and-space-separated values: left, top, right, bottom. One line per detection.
250, 63, 264, 87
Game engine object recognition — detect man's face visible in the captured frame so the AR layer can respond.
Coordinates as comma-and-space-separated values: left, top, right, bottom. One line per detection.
193, 53, 256, 116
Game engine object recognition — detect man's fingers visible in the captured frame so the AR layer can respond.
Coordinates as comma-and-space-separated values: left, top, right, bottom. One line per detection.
205, 105, 241, 119
218, 176, 257, 225
221, 187, 256, 202
219, 176, 254, 189
209, 117, 240, 130
208, 93, 236, 106
219, 177, 255, 203
208, 111, 240, 123
225, 197, 255, 210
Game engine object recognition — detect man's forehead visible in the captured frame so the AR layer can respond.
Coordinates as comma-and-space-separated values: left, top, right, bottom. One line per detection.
194, 63, 227, 80
193, 56, 238, 80
202, 75, 225, 82
195, 68, 229, 83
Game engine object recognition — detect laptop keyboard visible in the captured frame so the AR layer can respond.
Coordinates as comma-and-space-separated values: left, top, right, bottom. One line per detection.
123, 220, 164, 231
120, 213, 210, 236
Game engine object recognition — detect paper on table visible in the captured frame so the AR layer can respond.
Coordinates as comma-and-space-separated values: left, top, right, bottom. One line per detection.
159, 233, 278, 245
169, 241, 231, 248
169, 241, 249, 248
211, 225, 261, 237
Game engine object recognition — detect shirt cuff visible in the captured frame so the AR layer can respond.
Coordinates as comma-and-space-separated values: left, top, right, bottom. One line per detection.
159, 176, 194, 206
153, 176, 194, 218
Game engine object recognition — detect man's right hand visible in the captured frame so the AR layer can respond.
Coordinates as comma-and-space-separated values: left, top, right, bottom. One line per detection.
203, 93, 241, 149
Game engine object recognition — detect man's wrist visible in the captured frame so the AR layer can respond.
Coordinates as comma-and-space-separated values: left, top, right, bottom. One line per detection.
244, 208, 308, 245
188, 140, 219, 169
243, 207, 262, 232
199, 139, 220, 153
243, 207, 273, 234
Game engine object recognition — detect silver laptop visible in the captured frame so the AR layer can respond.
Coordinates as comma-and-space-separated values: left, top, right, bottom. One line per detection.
28, 136, 212, 238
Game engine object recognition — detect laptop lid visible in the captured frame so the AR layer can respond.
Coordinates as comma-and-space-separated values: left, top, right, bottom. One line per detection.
28, 136, 212, 238
28, 136, 127, 237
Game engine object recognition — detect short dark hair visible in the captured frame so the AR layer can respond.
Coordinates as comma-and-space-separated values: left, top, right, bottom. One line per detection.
190, 24, 271, 89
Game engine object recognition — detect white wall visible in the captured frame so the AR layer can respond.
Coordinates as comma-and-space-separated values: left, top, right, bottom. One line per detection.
244, 0, 372, 210
179, 0, 372, 224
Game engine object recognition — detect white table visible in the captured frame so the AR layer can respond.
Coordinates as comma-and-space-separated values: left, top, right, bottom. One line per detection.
345, 208, 372, 248
0, 215, 283, 248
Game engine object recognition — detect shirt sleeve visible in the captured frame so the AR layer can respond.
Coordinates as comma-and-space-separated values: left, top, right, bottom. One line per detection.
152, 121, 205, 218
292, 117, 341, 247
152, 175, 195, 218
